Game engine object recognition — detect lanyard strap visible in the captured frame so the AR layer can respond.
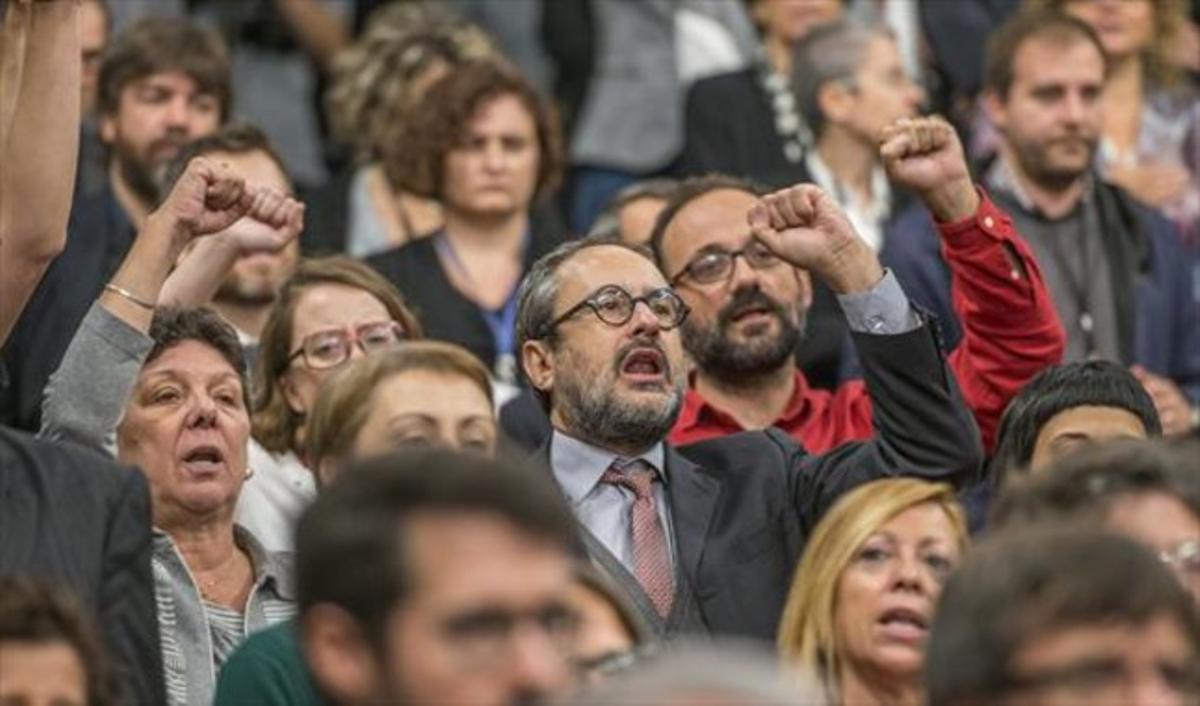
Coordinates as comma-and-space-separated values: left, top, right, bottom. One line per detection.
434, 229, 529, 361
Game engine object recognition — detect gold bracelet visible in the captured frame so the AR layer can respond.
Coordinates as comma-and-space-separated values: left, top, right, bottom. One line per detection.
103, 283, 156, 311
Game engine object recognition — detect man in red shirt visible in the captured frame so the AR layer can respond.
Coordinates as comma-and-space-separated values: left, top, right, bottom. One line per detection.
654, 116, 1063, 452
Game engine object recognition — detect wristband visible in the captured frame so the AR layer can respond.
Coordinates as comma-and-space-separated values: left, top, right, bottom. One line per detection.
104, 283, 156, 310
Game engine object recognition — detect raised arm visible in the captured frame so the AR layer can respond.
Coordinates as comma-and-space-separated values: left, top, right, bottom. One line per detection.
880, 117, 1065, 450
40, 158, 300, 449
750, 182, 982, 497
0, 0, 80, 345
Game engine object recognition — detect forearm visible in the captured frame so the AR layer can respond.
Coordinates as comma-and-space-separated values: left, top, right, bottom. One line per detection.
40, 303, 153, 452
939, 191, 1065, 449
272, 0, 349, 70
0, 0, 81, 343
102, 212, 190, 333
160, 234, 243, 307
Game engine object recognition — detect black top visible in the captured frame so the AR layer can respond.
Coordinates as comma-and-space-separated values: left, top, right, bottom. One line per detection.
367, 206, 567, 374
0, 182, 135, 431
0, 427, 164, 705
680, 68, 810, 189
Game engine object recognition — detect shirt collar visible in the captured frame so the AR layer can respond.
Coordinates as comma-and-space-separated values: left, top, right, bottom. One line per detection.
152, 525, 296, 602
550, 430, 666, 505
678, 370, 811, 433
985, 154, 1095, 219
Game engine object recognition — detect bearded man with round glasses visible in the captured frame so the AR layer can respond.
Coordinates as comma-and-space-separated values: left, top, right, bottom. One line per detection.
654, 117, 1064, 455
515, 164, 982, 640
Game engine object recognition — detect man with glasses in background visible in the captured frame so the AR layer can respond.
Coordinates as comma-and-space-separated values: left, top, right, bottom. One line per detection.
514, 164, 981, 640
651, 116, 1062, 454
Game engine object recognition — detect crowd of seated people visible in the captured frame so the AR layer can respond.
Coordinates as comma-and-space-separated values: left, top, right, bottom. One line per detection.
2, 1, 1199, 706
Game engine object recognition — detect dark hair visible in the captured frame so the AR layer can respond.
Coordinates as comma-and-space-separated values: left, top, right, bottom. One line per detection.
0, 577, 117, 706
390, 59, 564, 203
982, 9, 1108, 99
97, 16, 231, 120
647, 174, 767, 276
989, 360, 1160, 484
148, 306, 249, 409
294, 448, 577, 650
514, 238, 659, 412
991, 439, 1200, 530
926, 525, 1200, 706
253, 256, 423, 455
159, 122, 290, 203
587, 178, 681, 243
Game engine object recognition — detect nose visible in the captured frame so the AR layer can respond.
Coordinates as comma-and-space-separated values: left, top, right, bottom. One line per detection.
1062, 90, 1089, 125
164, 95, 191, 128
185, 394, 218, 428
892, 553, 925, 592
727, 252, 760, 292
483, 140, 506, 172
507, 623, 571, 702
1130, 668, 1188, 706
628, 299, 664, 338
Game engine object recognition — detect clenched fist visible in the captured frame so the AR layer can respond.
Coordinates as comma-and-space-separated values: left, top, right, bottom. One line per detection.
879, 117, 979, 222
158, 157, 304, 244
748, 183, 884, 294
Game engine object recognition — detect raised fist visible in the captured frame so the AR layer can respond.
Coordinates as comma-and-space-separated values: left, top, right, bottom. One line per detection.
160, 157, 256, 239
747, 184, 883, 293
227, 187, 305, 257
879, 117, 978, 222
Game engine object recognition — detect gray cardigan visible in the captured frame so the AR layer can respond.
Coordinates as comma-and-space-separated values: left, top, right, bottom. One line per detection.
40, 303, 296, 706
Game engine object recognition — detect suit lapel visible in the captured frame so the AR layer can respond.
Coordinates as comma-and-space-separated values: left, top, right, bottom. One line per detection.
665, 447, 721, 585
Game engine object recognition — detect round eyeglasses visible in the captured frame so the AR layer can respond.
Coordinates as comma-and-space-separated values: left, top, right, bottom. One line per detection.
540, 285, 689, 337
287, 320, 407, 370
669, 240, 783, 286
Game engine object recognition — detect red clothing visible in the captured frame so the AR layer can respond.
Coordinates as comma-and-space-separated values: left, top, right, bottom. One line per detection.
670, 190, 1065, 453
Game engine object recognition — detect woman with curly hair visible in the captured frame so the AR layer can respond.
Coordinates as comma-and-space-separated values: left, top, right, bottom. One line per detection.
367, 59, 566, 398
304, 3, 495, 257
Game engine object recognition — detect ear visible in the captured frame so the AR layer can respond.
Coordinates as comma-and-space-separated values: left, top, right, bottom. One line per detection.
792, 268, 813, 312
521, 339, 556, 399
99, 113, 117, 145
817, 80, 855, 128
280, 372, 307, 416
982, 90, 1007, 132
301, 605, 382, 705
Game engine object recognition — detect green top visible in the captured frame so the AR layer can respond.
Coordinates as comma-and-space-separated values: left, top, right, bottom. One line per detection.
213, 620, 324, 706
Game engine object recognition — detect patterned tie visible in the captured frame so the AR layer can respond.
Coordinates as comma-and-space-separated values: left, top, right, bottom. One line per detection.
600, 459, 675, 618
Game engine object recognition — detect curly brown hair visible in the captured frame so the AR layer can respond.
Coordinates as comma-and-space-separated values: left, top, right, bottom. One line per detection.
325, 3, 495, 174
390, 59, 564, 204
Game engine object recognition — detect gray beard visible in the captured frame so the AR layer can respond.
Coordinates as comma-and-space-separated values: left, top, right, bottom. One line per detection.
558, 375, 683, 452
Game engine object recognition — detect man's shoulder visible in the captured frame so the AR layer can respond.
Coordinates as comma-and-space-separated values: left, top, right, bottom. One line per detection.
687, 68, 760, 102
673, 428, 801, 479
0, 426, 144, 500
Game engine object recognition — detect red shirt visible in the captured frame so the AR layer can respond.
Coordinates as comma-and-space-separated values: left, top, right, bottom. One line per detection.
670, 190, 1065, 453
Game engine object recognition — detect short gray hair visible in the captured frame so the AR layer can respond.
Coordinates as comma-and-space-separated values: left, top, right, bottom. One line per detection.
791, 19, 892, 139
515, 238, 658, 411
565, 641, 824, 706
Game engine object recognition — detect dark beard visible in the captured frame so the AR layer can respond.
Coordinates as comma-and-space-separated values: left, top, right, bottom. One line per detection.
557, 339, 683, 451
114, 147, 166, 206
682, 288, 804, 383
214, 276, 278, 307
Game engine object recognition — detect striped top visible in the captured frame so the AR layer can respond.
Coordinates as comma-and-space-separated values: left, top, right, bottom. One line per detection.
153, 525, 296, 706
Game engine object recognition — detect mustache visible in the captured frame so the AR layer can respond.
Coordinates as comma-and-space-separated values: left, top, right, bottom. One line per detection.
717, 287, 788, 329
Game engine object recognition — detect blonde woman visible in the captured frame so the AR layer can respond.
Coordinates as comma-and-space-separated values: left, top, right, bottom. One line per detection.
778, 478, 968, 706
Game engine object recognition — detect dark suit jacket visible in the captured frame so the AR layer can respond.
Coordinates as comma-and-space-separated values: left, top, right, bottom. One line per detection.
0, 427, 164, 705
543, 320, 983, 640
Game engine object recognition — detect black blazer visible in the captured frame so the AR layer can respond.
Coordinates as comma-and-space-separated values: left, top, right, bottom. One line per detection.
0, 428, 164, 705
540, 319, 983, 640
680, 68, 811, 189
367, 205, 567, 372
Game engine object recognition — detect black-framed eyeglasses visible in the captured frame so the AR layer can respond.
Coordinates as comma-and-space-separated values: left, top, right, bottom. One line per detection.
539, 285, 689, 337
669, 239, 783, 285
287, 320, 407, 370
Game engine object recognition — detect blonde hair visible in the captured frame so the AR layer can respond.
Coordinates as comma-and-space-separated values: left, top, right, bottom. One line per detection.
777, 478, 968, 698
1023, 0, 1189, 86
325, 3, 495, 171
304, 341, 493, 474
